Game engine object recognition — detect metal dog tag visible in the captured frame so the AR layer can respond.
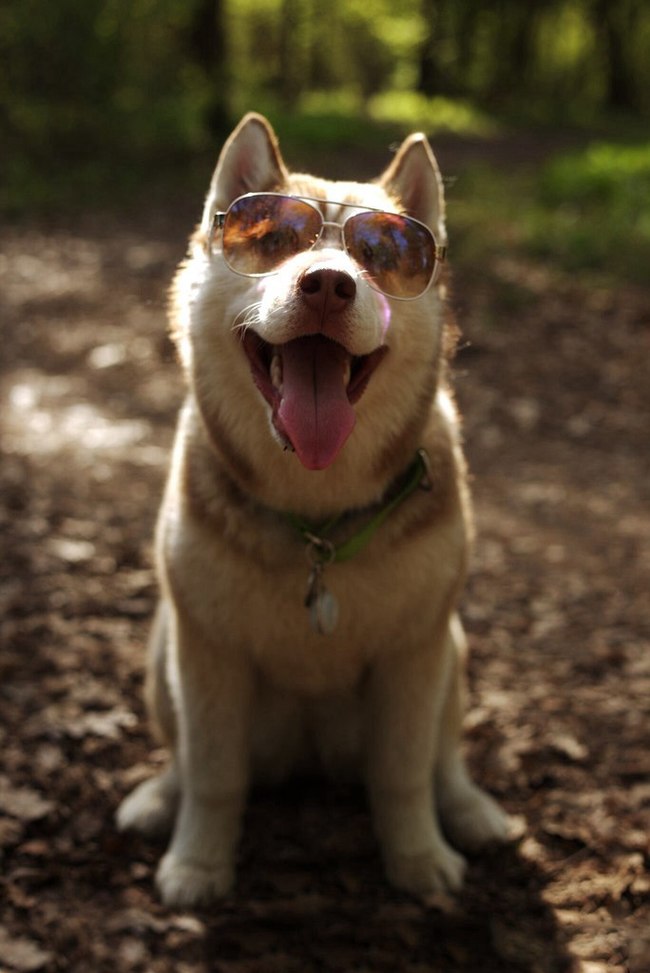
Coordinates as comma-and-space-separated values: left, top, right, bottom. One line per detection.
310, 585, 339, 636
305, 563, 339, 636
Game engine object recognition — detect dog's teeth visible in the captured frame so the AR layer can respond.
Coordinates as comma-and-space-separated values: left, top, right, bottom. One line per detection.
270, 350, 283, 392
343, 359, 351, 388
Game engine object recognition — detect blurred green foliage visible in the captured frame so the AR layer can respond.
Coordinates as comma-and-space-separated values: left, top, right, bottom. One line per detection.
531, 143, 650, 280
1, 0, 648, 282
541, 142, 650, 206
450, 142, 650, 284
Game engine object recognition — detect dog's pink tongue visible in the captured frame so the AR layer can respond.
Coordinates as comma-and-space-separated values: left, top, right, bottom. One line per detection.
278, 336, 355, 470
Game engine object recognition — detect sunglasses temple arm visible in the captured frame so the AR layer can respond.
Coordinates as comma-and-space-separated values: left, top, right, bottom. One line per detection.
209, 212, 226, 248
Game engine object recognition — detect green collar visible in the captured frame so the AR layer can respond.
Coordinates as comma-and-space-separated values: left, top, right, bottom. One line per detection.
284, 449, 432, 566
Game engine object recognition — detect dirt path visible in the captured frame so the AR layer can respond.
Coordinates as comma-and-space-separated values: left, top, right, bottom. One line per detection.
1, 147, 649, 972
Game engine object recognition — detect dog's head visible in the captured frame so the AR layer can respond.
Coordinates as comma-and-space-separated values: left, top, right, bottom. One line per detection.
172, 113, 454, 515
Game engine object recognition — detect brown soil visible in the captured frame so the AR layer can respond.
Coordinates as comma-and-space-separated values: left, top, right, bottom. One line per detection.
1, 140, 648, 973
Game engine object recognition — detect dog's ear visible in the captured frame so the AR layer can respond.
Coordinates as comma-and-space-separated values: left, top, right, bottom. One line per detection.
201, 113, 289, 233
379, 134, 446, 243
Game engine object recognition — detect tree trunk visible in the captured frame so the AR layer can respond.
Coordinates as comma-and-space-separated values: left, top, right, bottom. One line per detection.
189, 0, 230, 135
417, 0, 441, 96
594, 0, 639, 113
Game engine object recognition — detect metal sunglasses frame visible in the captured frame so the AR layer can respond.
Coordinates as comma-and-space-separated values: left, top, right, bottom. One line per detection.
209, 192, 447, 301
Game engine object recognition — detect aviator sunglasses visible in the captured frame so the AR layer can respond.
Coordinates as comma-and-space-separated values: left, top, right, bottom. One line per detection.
210, 192, 446, 300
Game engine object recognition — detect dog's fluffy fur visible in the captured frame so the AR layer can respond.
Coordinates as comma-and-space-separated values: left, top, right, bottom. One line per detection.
117, 113, 509, 907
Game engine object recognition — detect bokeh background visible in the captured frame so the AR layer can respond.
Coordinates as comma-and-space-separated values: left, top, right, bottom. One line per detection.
2, 0, 650, 285
1, 4, 649, 973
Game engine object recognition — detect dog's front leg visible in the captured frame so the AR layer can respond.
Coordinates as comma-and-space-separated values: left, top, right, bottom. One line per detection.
366, 637, 466, 897
156, 612, 253, 908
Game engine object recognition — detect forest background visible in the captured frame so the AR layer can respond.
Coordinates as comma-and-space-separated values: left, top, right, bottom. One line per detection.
2, 0, 650, 281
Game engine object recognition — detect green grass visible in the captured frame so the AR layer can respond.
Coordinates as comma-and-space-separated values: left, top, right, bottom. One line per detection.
449, 140, 650, 286
531, 142, 650, 279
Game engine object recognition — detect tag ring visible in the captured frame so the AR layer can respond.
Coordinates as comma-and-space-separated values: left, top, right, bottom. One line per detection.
304, 533, 336, 568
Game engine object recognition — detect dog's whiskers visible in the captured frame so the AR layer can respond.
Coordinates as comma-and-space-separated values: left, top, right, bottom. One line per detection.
232, 301, 263, 335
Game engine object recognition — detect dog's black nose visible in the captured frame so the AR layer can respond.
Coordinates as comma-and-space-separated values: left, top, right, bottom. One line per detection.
298, 266, 356, 315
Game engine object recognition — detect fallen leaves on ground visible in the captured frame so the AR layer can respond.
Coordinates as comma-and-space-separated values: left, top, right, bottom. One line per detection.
1, 147, 648, 971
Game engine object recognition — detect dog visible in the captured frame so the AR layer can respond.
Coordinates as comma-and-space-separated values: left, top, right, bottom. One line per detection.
117, 112, 510, 907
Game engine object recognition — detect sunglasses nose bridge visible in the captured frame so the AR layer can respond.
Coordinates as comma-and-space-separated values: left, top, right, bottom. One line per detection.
317, 219, 346, 250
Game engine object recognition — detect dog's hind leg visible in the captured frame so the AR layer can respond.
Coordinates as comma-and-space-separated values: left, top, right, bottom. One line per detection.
435, 615, 511, 850
144, 599, 177, 746
116, 600, 179, 838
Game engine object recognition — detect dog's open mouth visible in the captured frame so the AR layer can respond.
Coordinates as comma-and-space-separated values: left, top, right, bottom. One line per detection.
242, 332, 387, 470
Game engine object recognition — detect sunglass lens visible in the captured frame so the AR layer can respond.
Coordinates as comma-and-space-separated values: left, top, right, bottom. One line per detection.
345, 213, 436, 299
223, 195, 321, 275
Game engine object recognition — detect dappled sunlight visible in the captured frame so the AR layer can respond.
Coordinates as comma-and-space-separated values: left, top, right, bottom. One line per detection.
0, 235, 104, 306
0, 221, 181, 478
6, 370, 165, 463
1, 227, 175, 316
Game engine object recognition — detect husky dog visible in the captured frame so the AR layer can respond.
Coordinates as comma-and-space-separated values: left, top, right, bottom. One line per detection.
117, 112, 509, 907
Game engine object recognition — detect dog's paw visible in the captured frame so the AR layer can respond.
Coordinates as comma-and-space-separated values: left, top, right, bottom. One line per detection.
156, 853, 234, 908
385, 842, 466, 898
116, 771, 177, 838
441, 785, 512, 851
